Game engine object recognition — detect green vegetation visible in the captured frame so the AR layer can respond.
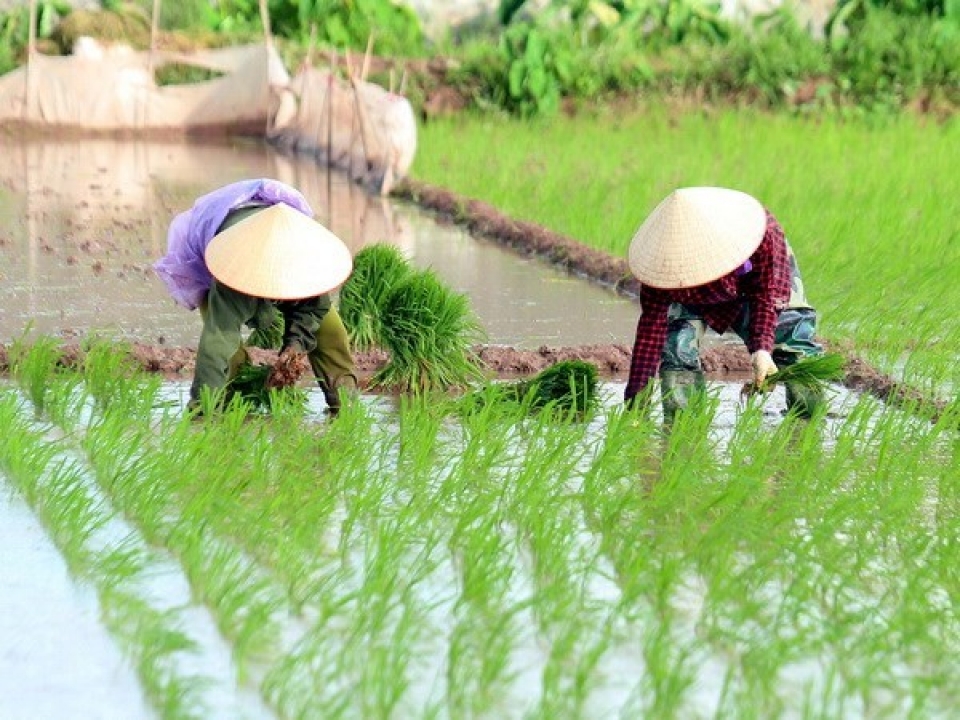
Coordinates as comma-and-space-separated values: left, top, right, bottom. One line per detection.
228, 361, 308, 412
465, 359, 600, 415
755, 352, 847, 394
412, 109, 959, 395
339, 243, 413, 351
1, 335, 957, 716
1, 0, 955, 113
373, 268, 487, 392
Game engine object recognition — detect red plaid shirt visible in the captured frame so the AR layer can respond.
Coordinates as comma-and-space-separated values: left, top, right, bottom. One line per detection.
625, 210, 792, 401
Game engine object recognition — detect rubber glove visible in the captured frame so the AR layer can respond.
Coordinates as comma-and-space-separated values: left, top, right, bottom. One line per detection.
751, 350, 778, 387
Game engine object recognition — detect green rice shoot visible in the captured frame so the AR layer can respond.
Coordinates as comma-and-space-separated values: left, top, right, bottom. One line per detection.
247, 309, 285, 350
751, 352, 846, 394
228, 362, 307, 412
339, 244, 414, 351
373, 268, 487, 392
466, 360, 600, 416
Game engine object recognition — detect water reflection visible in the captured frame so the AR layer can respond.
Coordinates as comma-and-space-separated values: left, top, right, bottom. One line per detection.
0, 136, 640, 348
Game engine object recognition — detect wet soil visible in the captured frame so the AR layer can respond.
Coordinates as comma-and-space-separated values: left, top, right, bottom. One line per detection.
0, 339, 947, 422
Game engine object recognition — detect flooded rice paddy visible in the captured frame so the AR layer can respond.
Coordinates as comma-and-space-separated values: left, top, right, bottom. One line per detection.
0, 136, 639, 349
1, 136, 956, 719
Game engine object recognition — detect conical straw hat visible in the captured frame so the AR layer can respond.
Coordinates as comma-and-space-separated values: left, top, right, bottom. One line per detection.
205, 204, 353, 300
628, 187, 766, 288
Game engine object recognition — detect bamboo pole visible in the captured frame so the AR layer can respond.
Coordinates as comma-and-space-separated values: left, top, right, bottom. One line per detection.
326, 52, 336, 228
360, 33, 374, 82
305, 23, 318, 68
327, 51, 337, 154
260, 0, 274, 135
24, 0, 38, 121
259, 0, 273, 47
144, 0, 162, 129
297, 23, 319, 129
148, 0, 161, 73
309, 67, 331, 159
343, 49, 356, 176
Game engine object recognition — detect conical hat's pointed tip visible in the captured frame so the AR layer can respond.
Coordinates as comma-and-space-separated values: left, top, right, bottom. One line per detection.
628, 187, 766, 289
205, 203, 352, 300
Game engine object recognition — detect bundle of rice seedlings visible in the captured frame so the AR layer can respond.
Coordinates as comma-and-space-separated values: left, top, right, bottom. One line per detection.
339, 244, 413, 351
247, 308, 285, 350
372, 268, 486, 393
228, 361, 307, 412
465, 360, 600, 416
742, 352, 846, 396
518, 360, 599, 413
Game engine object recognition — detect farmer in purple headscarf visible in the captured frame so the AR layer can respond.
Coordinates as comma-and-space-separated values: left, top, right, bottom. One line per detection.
154, 178, 358, 413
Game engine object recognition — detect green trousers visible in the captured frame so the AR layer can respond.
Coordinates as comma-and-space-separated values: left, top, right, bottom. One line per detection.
306, 308, 358, 410
199, 304, 357, 411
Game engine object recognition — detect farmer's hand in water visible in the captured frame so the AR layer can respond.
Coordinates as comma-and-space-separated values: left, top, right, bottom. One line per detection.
751, 350, 778, 387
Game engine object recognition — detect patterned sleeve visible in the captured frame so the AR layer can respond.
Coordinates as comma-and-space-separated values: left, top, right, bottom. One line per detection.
744, 211, 792, 354
281, 294, 332, 354
624, 287, 671, 402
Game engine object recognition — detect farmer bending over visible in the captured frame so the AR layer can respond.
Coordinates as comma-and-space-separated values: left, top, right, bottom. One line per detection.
154, 179, 358, 414
624, 186, 823, 420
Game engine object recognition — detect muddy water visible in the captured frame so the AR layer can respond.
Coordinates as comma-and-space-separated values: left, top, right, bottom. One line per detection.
0, 137, 640, 349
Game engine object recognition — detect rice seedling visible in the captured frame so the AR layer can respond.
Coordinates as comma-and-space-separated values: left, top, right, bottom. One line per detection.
414, 110, 959, 394
4, 334, 959, 716
339, 243, 414, 351
373, 268, 487, 392
742, 352, 846, 396
7, 333, 63, 417
79, 335, 146, 408
463, 360, 600, 417
227, 361, 308, 413
246, 308, 285, 350
0, 390, 212, 720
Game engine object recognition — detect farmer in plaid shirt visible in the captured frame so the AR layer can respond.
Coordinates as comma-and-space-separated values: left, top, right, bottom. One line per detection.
624, 187, 823, 419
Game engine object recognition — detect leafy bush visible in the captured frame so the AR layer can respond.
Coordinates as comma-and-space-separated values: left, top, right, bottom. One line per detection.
830, 9, 960, 105
499, 23, 570, 116
212, 0, 424, 55
52, 7, 151, 52
0, 0, 71, 72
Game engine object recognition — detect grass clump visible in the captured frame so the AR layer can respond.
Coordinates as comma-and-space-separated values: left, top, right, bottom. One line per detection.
373, 268, 486, 393
338, 244, 413, 351
465, 360, 600, 417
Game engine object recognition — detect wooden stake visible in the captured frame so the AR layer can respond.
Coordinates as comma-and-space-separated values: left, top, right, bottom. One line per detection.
24, 0, 38, 121
259, 0, 273, 47
326, 51, 336, 168
145, 0, 162, 128
305, 23, 317, 68
361, 33, 374, 82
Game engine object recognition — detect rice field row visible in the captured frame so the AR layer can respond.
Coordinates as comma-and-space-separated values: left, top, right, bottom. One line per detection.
1, 338, 957, 719
411, 109, 960, 396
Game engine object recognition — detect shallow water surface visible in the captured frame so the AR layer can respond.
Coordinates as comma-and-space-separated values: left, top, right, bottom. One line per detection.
0, 485, 150, 720
0, 137, 640, 348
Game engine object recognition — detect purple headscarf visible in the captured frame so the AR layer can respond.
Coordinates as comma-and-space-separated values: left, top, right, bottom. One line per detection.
153, 179, 314, 310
